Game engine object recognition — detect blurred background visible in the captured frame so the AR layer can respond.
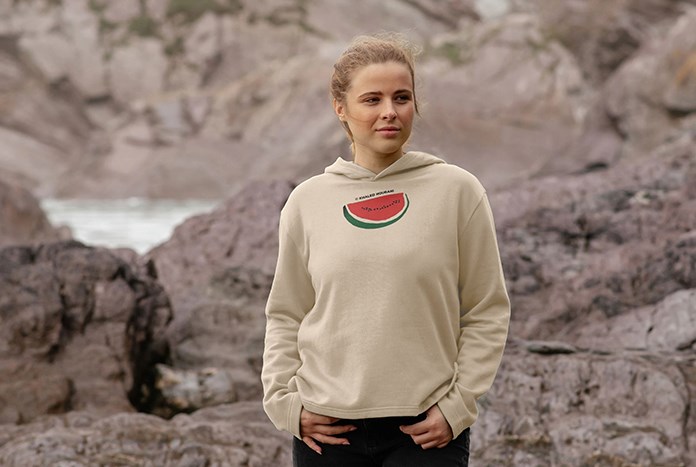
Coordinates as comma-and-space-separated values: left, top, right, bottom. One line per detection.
1, 0, 696, 465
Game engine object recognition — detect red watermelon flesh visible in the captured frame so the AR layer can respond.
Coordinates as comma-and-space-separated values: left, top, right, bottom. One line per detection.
346, 193, 405, 221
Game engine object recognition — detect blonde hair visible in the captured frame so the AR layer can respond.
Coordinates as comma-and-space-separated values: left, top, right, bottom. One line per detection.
330, 33, 421, 152
331, 33, 420, 110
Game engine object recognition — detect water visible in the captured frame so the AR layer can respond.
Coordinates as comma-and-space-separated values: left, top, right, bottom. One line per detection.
41, 198, 219, 254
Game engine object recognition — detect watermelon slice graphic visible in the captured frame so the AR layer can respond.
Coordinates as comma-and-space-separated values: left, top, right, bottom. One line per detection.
343, 192, 410, 229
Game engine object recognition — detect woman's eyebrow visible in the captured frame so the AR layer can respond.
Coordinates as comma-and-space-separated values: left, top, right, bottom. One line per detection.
358, 89, 412, 98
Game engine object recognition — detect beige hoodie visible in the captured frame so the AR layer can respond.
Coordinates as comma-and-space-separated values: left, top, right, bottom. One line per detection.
261, 151, 510, 439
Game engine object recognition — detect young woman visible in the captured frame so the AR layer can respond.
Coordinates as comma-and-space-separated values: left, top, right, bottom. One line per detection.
261, 33, 510, 467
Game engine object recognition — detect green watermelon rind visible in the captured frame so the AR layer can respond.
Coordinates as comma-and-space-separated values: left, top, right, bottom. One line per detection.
343, 193, 410, 229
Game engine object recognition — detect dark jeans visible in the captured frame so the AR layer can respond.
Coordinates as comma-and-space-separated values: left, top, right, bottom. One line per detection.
292, 414, 470, 467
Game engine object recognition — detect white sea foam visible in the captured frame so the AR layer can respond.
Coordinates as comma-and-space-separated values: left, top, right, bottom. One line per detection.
41, 198, 219, 254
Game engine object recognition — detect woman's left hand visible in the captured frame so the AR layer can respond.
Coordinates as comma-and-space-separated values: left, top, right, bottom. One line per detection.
399, 405, 453, 449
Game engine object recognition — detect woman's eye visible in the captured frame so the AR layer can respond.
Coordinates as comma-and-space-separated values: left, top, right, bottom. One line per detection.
364, 97, 379, 104
395, 94, 412, 102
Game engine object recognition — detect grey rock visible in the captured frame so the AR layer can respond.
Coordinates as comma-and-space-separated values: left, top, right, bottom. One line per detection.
0, 178, 61, 247
475, 346, 693, 466
145, 180, 292, 403
604, 8, 696, 157
183, 12, 221, 77
145, 0, 168, 22
523, 340, 578, 355
529, 0, 695, 84
416, 13, 590, 190
497, 131, 696, 341
108, 38, 167, 106
154, 364, 237, 415
573, 288, 696, 353
0, 401, 290, 467
662, 10, 696, 113
0, 241, 172, 423
101, 0, 141, 24
0, 37, 92, 155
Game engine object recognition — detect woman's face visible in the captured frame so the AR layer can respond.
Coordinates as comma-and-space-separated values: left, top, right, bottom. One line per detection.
334, 61, 415, 163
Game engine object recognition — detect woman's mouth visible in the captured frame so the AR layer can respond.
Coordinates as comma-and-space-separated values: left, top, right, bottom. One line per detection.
377, 127, 400, 137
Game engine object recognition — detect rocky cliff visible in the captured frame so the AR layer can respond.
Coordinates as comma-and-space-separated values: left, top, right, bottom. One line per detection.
0, 0, 655, 198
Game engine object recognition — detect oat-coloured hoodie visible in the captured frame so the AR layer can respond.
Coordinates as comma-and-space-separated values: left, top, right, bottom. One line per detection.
261, 151, 510, 439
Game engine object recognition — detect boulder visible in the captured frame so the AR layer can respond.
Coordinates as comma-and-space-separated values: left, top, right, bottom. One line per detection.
480, 128, 696, 463
0, 178, 61, 247
0, 36, 91, 194
495, 130, 696, 340
529, 0, 696, 84
51, 131, 266, 199
297, 0, 465, 45
0, 241, 172, 423
572, 288, 696, 352
153, 364, 238, 416
603, 8, 696, 157
202, 53, 346, 180
15, 0, 109, 99
0, 401, 291, 466
145, 180, 293, 404
0, 0, 59, 36
101, 0, 142, 24
414, 13, 590, 189
513, 2, 696, 175
182, 12, 221, 80
108, 38, 168, 106
145, 0, 168, 22
474, 344, 694, 466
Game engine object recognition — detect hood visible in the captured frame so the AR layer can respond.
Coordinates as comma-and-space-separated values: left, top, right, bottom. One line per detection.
324, 151, 446, 181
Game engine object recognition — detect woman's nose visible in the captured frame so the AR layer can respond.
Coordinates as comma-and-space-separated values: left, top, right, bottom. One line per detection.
381, 103, 397, 120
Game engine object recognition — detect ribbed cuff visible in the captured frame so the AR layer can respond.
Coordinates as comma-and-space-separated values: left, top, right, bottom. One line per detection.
437, 388, 477, 438
287, 392, 304, 439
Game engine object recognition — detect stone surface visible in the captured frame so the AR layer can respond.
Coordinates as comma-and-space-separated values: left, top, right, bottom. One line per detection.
414, 13, 591, 189
473, 128, 696, 464
474, 344, 694, 466
0, 178, 61, 247
108, 38, 167, 106
603, 8, 696, 157
529, 0, 696, 84
0, 0, 597, 198
573, 289, 696, 353
662, 10, 696, 113
494, 130, 696, 342
101, 0, 142, 24
183, 12, 221, 77
154, 364, 238, 416
0, 241, 172, 423
0, 36, 91, 156
0, 401, 291, 466
145, 180, 293, 403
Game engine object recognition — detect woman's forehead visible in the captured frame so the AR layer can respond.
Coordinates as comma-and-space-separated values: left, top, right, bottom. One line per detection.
348, 62, 413, 93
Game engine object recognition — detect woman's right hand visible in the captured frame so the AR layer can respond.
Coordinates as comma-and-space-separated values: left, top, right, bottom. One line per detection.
300, 408, 357, 455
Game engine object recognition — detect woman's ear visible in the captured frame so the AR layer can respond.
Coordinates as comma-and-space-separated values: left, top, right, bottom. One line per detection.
333, 98, 345, 121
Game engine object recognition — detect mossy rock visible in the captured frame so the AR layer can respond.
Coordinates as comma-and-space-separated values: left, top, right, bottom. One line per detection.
166, 0, 242, 23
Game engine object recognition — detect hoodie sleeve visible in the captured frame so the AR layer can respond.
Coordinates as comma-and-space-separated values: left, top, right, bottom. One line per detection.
261, 208, 315, 439
437, 192, 511, 438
